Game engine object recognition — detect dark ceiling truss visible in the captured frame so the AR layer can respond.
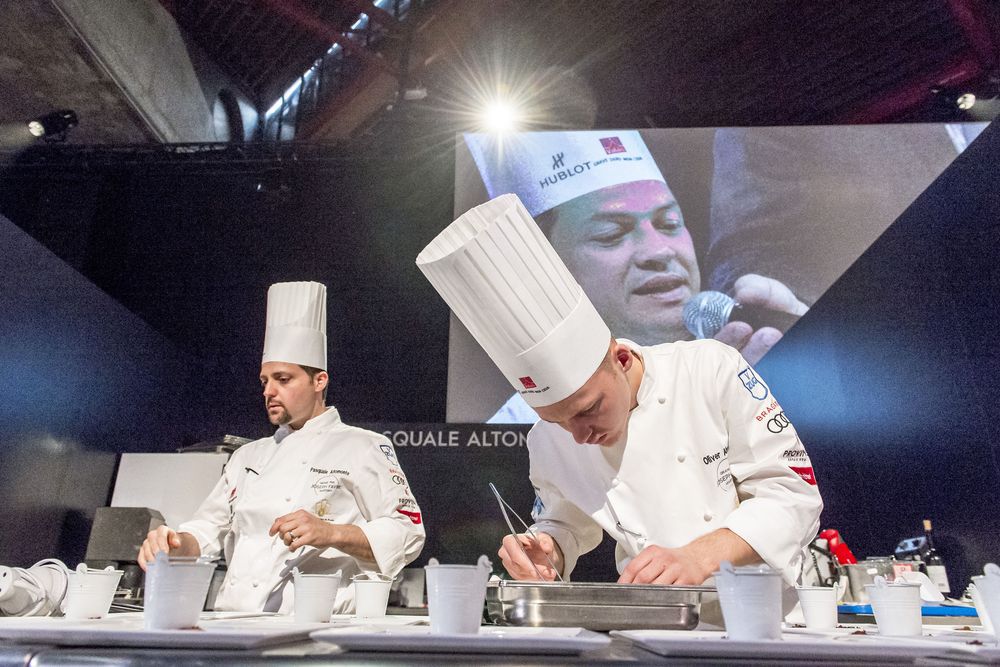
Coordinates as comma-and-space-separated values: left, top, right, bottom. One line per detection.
163, 0, 415, 116
260, 0, 424, 141
2, 141, 388, 175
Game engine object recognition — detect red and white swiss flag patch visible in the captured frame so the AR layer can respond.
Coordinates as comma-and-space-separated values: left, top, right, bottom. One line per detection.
790, 466, 817, 486
397, 509, 422, 525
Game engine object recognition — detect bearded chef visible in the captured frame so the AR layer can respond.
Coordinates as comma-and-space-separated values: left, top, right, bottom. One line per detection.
137, 281, 425, 613
416, 195, 821, 588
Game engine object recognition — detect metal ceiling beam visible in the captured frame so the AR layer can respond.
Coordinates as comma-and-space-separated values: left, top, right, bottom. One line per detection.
298, 0, 479, 142
259, 0, 399, 78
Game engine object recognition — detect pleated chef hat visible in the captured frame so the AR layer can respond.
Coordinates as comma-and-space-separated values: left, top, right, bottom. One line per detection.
417, 194, 610, 408
464, 130, 665, 217
261, 281, 327, 370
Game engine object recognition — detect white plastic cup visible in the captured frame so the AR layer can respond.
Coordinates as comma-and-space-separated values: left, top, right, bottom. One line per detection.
972, 576, 1000, 634
865, 582, 922, 637
354, 579, 392, 619
970, 583, 994, 633
795, 586, 838, 630
294, 573, 340, 623
716, 567, 783, 640
424, 564, 489, 635
399, 568, 425, 608
143, 554, 215, 630
64, 567, 123, 620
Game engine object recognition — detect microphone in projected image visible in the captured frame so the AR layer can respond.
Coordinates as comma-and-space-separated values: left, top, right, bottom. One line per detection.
683, 290, 801, 339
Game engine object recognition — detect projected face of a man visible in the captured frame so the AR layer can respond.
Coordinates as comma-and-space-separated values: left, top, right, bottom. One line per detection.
545, 180, 701, 344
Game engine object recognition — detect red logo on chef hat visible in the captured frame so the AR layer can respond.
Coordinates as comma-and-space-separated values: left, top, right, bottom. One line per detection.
600, 136, 626, 154
790, 466, 817, 486
519, 376, 537, 389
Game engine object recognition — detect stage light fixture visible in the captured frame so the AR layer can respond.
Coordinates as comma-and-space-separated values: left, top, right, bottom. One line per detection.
254, 168, 289, 195
26, 110, 78, 142
481, 99, 522, 133
956, 93, 977, 110
402, 87, 428, 101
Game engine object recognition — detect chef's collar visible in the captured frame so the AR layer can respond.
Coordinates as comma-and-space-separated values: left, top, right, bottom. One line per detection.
622, 339, 657, 408
274, 405, 341, 444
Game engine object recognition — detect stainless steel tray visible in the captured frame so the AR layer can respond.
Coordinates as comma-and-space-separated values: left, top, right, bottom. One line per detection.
486, 580, 714, 631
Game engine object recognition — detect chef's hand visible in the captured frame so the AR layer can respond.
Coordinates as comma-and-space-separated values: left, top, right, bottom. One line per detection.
713, 274, 809, 365
617, 544, 711, 585
269, 509, 335, 552
619, 529, 761, 585
498, 532, 564, 581
137, 526, 200, 571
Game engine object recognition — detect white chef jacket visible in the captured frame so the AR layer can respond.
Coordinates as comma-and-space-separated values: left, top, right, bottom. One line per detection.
179, 406, 425, 613
527, 339, 822, 585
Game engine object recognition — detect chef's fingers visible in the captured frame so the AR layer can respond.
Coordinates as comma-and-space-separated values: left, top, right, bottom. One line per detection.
713, 321, 753, 350
138, 527, 174, 571
736, 327, 782, 367
282, 523, 301, 546
150, 527, 177, 555
269, 515, 294, 536
632, 560, 667, 584
652, 566, 681, 585
271, 517, 298, 538
137, 543, 151, 570
499, 535, 539, 580
732, 274, 808, 317
620, 557, 663, 585
534, 533, 556, 556
618, 548, 654, 584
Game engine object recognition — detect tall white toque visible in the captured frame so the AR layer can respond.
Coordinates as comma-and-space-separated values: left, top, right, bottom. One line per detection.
417, 194, 611, 408
261, 281, 327, 370
464, 130, 665, 217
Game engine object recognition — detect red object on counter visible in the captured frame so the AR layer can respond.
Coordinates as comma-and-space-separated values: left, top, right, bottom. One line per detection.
819, 528, 858, 564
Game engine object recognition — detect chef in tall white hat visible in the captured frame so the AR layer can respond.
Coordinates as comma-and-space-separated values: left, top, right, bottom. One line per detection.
462, 131, 808, 423
418, 195, 821, 589
137, 281, 425, 613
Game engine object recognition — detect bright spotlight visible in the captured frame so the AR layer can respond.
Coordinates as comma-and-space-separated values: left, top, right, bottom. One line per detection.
481, 100, 521, 133
957, 93, 977, 110
26, 110, 78, 142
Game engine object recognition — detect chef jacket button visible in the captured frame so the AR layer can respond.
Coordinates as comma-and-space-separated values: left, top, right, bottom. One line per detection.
611, 477, 620, 488
285, 496, 292, 502
657, 396, 666, 404
676, 451, 687, 463
252, 580, 260, 588
301, 460, 307, 465
703, 511, 714, 522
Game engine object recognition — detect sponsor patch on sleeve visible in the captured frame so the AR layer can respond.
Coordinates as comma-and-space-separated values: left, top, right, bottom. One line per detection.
790, 466, 817, 486
738, 367, 769, 400
397, 509, 422, 524
531, 492, 545, 521
379, 442, 398, 463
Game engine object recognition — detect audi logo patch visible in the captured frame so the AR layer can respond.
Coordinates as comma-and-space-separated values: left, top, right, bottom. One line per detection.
767, 412, 791, 433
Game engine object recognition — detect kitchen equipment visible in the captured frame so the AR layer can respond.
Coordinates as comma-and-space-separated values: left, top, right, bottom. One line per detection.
486, 580, 711, 631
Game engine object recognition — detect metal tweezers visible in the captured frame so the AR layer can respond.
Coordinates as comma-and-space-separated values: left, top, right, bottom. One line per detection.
489, 482, 565, 583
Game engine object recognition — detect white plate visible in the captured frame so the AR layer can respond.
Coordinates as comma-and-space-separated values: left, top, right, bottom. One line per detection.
613, 628, 995, 662
0, 613, 328, 649
329, 613, 426, 626
311, 625, 610, 655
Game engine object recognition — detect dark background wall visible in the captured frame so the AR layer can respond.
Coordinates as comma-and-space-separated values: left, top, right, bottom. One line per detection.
0, 149, 456, 568
1, 122, 998, 591
756, 120, 1000, 591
